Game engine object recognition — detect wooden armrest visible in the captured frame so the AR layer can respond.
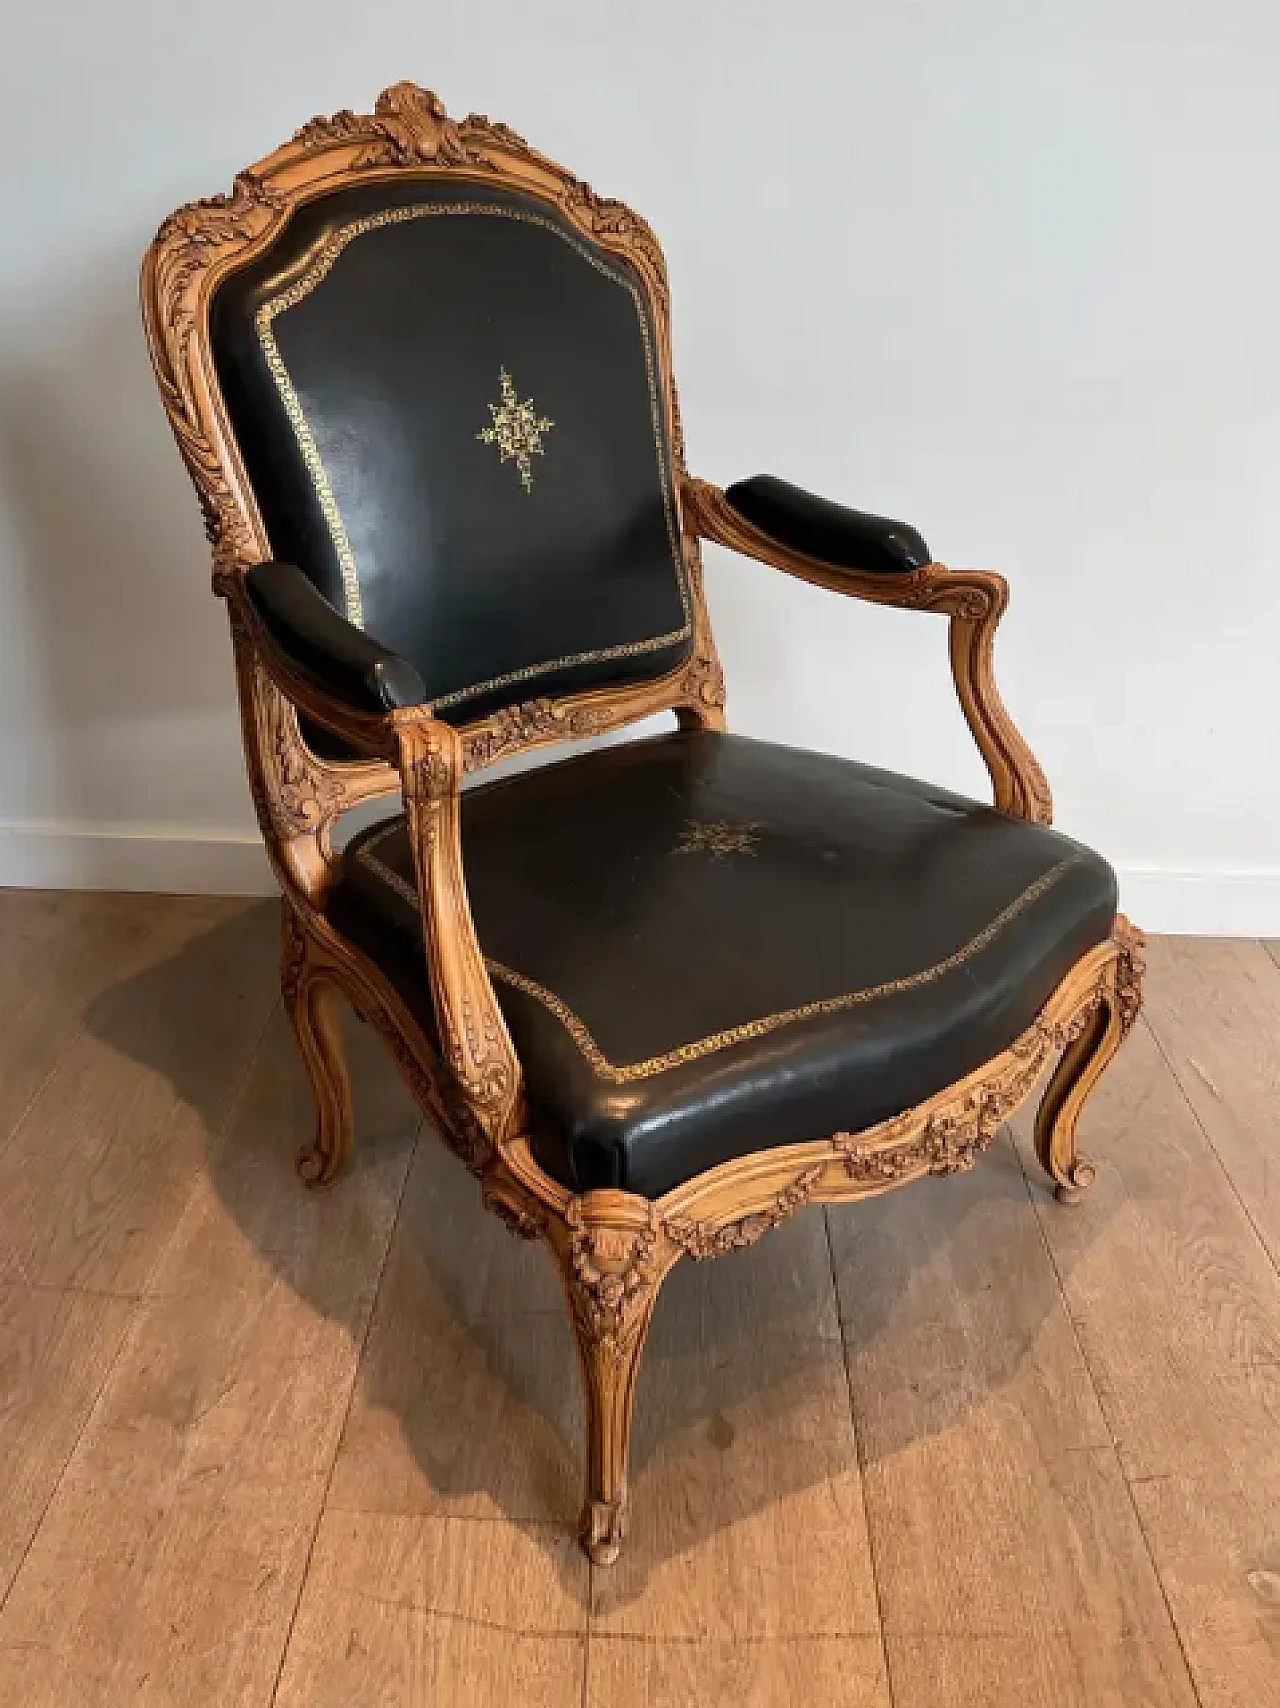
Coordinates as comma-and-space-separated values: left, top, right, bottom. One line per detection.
682, 475, 1053, 825
227, 578, 521, 1144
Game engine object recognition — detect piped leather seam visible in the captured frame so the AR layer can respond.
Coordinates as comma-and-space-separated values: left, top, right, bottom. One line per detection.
352, 826, 1079, 1083
254, 198, 692, 704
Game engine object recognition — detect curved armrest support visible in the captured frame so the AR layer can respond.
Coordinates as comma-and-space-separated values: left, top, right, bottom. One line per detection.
246, 561, 426, 716
684, 475, 1053, 825
227, 575, 519, 1141
396, 720, 522, 1150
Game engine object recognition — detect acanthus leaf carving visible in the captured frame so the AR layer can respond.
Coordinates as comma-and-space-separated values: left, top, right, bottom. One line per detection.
679, 649, 726, 715
834, 1016, 1068, 1185
223, 600, 345, 849
560, 177, 667, 294
663, 1164, 825, 1261
149, 170, 287, 580
398, 721, 521, 1145
268, 699, 348, 839
1112, 915, 1146, 1034
291, 83, 483, 170
280, 901, 308, 1003
565, 1199, 661, 1351
481, 1162, 547, 1240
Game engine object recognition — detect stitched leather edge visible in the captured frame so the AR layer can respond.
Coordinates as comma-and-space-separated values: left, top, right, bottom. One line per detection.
352, 825, 1079, 1083
254, 199, 692, 701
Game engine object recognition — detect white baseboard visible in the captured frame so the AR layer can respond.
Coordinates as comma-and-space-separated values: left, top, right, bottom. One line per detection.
1114, 865, 1280, 939
1, 825, 1277, 937
0, 823, 275, 896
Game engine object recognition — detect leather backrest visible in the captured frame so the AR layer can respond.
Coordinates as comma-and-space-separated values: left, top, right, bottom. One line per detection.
211, 177, 693, 724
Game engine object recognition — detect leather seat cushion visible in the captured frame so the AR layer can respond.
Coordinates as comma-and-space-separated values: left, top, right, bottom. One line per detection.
327, 732, 1118, 1197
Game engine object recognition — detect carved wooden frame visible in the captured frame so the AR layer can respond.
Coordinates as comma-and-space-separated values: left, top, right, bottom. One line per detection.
142, 81, 1146, 1566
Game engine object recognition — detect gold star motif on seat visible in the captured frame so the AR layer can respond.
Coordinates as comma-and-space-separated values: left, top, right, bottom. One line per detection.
476, 366, 554, 493
674, 820, 761, 858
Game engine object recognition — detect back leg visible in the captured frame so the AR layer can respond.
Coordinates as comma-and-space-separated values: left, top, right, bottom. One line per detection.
1034, 922, 1145, 1204
281, 905, 354, 1186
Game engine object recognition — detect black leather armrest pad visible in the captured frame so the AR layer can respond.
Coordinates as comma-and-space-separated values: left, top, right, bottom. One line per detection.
723, 474, 931, 575
245, 561, 426, 715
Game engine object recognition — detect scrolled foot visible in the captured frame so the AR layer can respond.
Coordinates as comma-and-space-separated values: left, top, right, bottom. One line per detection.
1053, 1158, 1097, 1206
581, 1494, 628, 1567
282, 910, 355, 1191
297, 1142, 342, 1188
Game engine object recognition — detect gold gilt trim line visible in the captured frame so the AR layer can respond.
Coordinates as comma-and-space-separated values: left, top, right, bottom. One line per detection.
355, 827, 1078, 1083
256, 305, 365, 627
254, 200, 692, 708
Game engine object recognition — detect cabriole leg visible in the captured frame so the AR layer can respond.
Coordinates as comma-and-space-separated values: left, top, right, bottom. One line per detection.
1034, 921, 1145, 1204
281, 904, 354, 1187
546, 1191, 676, 1565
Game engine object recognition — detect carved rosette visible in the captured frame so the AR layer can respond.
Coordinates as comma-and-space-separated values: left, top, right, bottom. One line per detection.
462, 696, 606, 771
663, 1163, 825, 1260
564, 1198, 662, 1351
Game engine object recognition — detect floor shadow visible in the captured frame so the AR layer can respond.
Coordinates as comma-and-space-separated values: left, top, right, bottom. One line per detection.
84, 896, 1112, 1605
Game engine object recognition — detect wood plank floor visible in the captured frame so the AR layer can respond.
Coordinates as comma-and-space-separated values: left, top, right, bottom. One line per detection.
0, 893, 1277, 1707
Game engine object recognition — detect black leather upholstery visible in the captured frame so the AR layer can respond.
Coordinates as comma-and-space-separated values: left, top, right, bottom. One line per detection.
725, 474, 931, 574
246, 561, 427, 714
212, 177, 693, 726
327, 731, 1117, 1198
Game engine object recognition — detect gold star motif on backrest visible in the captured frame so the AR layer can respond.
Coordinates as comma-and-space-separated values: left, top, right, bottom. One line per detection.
476, 367, 554, 493
673, 820, 762, 858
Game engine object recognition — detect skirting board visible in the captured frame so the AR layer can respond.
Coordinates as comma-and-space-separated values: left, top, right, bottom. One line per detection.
0, 824, 275, 897
0, 825, 1278, 937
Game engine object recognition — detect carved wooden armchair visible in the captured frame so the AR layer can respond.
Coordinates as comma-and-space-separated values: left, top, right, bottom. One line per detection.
142, 82, 1144, 1566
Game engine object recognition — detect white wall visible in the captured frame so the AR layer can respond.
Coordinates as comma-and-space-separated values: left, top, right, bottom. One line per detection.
0, 1, 1276, 931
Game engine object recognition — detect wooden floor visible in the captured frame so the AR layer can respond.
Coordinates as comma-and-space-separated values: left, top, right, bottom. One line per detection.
0, 893, 1277, 1706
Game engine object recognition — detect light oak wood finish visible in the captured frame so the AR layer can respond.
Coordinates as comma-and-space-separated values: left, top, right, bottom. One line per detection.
1009, 990, 1280, 1708
272, 1511, 588, 1708
0, 890, 175, 1151
140, 79, 1146, 1563
831, 1139, 1201, 1707
2, 900, 1280, 1703
1140, 935, 1280, 1265
0, 897, 278, 1618
0, 992, 418, 1706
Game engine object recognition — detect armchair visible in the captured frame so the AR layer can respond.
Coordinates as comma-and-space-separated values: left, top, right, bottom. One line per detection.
142, 82, 1143, 1567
